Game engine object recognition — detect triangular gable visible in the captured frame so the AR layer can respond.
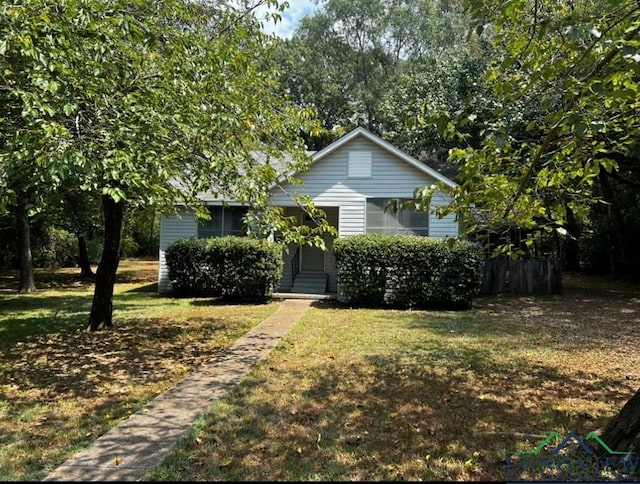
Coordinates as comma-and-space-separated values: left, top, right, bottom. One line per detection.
307, 127, 458, 189
197, 127, 458, 201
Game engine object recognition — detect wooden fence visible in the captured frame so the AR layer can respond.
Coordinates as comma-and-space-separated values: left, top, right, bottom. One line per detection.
481, 258, 562, 295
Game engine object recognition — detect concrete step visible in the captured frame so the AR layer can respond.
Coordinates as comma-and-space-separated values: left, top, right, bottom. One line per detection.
291, 287, 327, 294
293, 282, 326, 287
292, 286, 325, 292
292, 282, 327, 290
295, 273, 328, 280
292, 272, 328, 294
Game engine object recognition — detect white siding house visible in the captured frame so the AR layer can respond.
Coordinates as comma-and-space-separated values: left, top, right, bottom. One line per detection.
158, 127, 459, 294
158, 209, 197, 294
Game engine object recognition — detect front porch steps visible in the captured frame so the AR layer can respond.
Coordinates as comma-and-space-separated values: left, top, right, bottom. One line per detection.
271, 292, 336, 300
291, 271, 328, 294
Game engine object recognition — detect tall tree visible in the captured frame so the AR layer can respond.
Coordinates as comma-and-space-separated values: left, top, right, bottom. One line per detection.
378, 52, 488, 162
428, 0, 640, 256
0, 118, 62, 292
0, 27, 67, 292
1, 0, 325, 330
426, 0, 640, 453
13, 188, 36, 292
274, 0, 472, 147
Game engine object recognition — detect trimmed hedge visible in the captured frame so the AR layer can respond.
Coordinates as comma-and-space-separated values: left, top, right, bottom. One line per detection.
165, 236, 283, 301
334, 234, 484, 309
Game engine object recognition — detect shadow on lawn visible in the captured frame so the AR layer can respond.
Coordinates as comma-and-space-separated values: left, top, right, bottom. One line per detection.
154, 278, 640, 481
160, 340, 634, 482
0, 293, 176, 343
0, 294, 94, 343
0, 390, 145, 481
124, 282, 159, 293
188, 297, 273, 307
408, 294, 640, 355
0, 313, 236, 411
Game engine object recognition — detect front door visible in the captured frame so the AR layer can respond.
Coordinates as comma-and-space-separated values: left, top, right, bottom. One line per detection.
301, 244, 324, 272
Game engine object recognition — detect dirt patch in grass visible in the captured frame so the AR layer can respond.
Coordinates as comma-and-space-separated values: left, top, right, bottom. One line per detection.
149, 273, 640, 482
0, 260, 280, 481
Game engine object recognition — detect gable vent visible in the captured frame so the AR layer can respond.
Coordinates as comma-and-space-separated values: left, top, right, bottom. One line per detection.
348, 151, 372, 178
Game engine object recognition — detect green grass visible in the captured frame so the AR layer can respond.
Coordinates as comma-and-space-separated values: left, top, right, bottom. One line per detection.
3, 262, 639, 481
0, 260, 280, 481
147, 273, 640, 481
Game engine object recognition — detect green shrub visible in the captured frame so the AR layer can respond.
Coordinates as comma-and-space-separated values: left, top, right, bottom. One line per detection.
334, 234, 484, 309
164, 238, 209, 296
33, 227, 78, 268
165, 236, 283, 301
120, 233, 140, 259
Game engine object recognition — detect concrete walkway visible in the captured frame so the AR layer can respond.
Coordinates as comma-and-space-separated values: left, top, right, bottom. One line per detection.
43, 299, 313, 482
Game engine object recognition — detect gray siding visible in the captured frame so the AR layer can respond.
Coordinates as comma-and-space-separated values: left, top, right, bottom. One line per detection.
428, 191, 458, 238
158, 210, 197, 294
158, 132, 458, 294
269, 136, 458, 238
339, 203, 365, 236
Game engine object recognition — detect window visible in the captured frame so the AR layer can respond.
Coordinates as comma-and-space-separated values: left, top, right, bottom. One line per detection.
348, 151, 372, 178
366, 198, 429, 236
222, 206, 247, 235
198, 206, 248, 238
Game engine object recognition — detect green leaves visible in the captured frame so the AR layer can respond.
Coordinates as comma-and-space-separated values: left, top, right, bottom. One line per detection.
1, 0, 322, 220
165, 236, 283, 300
439, 0, 640, 255
274, 0, 474, 144
335, 235, 484, 308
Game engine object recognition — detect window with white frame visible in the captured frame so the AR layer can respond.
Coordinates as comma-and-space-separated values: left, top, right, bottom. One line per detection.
366, 198, 429, 236
348, 151, 372, 178
198, 206, 248, 238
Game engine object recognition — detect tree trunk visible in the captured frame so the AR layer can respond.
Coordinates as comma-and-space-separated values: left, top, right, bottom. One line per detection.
86, 195, 125, 331
596, 387, 640, 454
16, 195, 36, 293
77, 234, 94, 279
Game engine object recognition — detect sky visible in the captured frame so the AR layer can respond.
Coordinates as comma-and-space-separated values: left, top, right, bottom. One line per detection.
254, 0, 320, 39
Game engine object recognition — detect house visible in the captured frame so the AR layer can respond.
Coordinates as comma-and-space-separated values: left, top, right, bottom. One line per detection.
158, 126, 459, 295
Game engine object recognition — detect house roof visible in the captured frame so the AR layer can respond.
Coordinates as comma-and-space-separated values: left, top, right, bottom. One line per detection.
195, 127, 458, 202
309, 127, 459, 190
251, 150, 316, 176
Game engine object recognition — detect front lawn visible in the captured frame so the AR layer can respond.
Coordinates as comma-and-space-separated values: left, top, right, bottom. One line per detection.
0, 259, 280, 481
2, 261, 639, 482
149, 273, 640, 481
